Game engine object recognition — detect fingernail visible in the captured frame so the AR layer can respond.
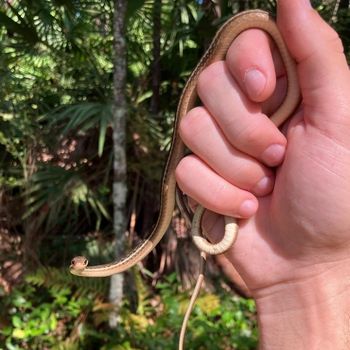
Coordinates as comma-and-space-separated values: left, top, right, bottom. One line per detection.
244, 69, 266, 99
261, 144, 286, 166
239, 199, 258, 217
253, 176, 274, 195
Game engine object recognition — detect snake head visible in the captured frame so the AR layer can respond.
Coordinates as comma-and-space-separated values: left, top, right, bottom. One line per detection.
70, 256, 88, 271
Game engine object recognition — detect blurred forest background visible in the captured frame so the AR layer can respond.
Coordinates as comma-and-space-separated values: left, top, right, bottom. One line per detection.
0, 0, 349, 349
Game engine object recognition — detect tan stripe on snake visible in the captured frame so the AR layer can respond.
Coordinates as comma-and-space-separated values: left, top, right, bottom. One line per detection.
70, 9, 300, 350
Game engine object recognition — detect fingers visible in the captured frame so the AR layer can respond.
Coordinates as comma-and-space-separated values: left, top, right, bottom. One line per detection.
197, 61, 286, 166
226, 28, 287, 116
180, 106, 274, 196
176, 27, 284, 218
176, 155, 258, 218
277, 0, 350, 135
225, 29, 276, 103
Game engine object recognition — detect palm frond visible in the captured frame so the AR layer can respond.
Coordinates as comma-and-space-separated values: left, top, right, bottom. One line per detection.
24, 164, 110, 232
47, 102, 112, 156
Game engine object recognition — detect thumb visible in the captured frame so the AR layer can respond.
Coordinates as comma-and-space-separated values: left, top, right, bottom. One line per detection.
277, 0, 350, 135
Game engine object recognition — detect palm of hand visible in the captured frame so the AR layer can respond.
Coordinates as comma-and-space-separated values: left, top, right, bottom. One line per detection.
227, 110, 350, 294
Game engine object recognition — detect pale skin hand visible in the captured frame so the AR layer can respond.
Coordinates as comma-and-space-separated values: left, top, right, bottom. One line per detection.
175, 0, 350, 348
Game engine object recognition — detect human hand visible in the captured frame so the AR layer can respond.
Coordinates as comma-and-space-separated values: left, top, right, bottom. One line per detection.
176, 0, 350, 347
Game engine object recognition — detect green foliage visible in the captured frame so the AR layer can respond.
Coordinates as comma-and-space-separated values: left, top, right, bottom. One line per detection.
0, 271, 257, 350
24, 164, 110, 233
1, 268, 107, 350
46, 102, 113, 156
150, 274, 257, 350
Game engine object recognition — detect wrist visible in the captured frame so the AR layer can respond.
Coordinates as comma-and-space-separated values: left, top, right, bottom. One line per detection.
254, 260, 350, 349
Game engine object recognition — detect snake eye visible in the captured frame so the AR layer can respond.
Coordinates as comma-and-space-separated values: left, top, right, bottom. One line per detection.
84, 259, 88, 266
71, 259, 76, 266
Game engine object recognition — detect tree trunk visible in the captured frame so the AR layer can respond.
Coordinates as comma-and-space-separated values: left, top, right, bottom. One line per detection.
150, 0, 162, 115
330, 0, 349, 22
109, 0, 128, 328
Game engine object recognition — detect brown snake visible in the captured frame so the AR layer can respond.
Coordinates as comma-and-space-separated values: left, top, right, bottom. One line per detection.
70, 9, 300, 350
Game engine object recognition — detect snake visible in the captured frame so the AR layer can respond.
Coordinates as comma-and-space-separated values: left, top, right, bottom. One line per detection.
70, 9, 300, 350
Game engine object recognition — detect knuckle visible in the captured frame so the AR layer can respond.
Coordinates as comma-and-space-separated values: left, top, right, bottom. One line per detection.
325, 27, 344, 54
175, 157, 188, 178
197, 61, 225, 98
211, 182, 230, 210
235, 122, 260, 149
179, 107, 205, 140
175, 155, 197, 183
180, 107, 214, 147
